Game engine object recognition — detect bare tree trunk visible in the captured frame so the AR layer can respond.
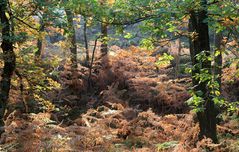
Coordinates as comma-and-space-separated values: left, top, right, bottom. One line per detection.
84, 17, 89, 65
65, 9, 77, 69
0, 0, 16, 133
35, 14, 45, 58
189, 0, 218, 143
175, 39, 181, 77
100, 22, 108, 57
88, 37, 99, 90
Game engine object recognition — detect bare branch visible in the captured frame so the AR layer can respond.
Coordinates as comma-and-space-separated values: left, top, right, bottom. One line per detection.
13, 16, 39, 31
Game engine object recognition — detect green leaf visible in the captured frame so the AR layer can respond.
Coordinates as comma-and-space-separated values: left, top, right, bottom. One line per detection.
124, 32, 133, 39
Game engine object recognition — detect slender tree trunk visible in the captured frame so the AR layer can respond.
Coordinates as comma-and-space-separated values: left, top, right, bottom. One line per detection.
189, 0, 218, 143
214, 32, 223, 91
175, 39, 181, 77
100, 22, 108, 57
88, 37, 99, 90
0, 0, 16, 133
84, 17, 89, 65
35, 15, 45, 58
65, 9, 77, 69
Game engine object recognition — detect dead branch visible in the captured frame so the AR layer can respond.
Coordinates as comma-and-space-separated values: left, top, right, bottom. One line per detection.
88, 36, 100, 90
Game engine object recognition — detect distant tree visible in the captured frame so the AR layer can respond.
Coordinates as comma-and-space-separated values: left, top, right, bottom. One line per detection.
35, 1, 47, 58
33, 0, 53, 59
65, 7, 77, 69
100, 22, 108, 57
35, 13, 46, 58
83, 17, 90, 64
99, 0, 112, 57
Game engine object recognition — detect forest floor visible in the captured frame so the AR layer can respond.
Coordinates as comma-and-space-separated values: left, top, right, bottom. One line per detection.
0, 45, 238, 152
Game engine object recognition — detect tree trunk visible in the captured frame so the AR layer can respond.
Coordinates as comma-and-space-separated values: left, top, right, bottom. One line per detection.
189, 0, 218, 143
0, 0, 16, 133
100, 22, 108, 57
214, 32, 223, 91
35, 14, 45, 58
65, 9, 77, 69
84, 17, 89, 65
175, 39, 181, 77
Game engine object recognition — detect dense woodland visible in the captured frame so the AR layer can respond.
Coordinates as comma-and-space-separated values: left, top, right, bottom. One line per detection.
0, 0, 238, 151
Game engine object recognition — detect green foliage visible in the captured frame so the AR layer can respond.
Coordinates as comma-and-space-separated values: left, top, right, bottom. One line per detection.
186, 94, 205, 112
124, 32, 133, 39
226, 102, 239, 112
15, 45, 61, 112
186, 51, 238, 113
155, 53, 174, 67
140, 38, 154, 50
156, 141, 178, 151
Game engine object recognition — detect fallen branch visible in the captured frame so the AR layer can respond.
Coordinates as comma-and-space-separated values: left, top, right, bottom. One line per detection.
217, 125, 239, 135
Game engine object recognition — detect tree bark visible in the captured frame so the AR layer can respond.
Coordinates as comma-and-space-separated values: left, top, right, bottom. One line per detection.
35, 14, 45, 58
189, 0, 218, 143
0, 0, 16, 132
84, 17, 89, 65
214, 32, 223, 91
100, 22, 108, 57
175, 39, 181, 77
65, 9, 77, 69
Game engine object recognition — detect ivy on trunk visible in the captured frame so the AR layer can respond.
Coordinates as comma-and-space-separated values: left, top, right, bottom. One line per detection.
189, 0, 218, 143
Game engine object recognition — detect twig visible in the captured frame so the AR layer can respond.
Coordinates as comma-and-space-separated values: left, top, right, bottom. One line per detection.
13, 16, 38, 31
88, 36, 100, 89
217, 125, 239, 135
